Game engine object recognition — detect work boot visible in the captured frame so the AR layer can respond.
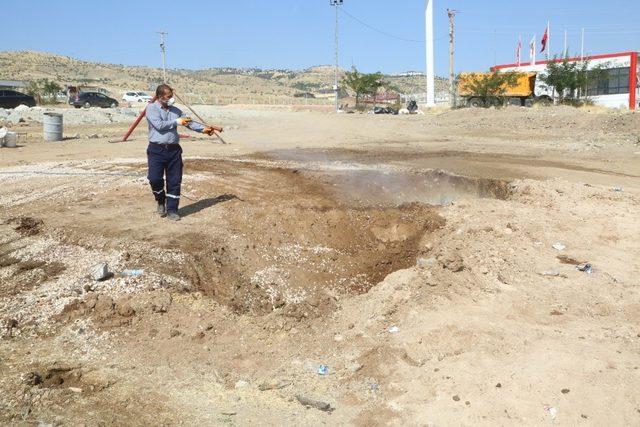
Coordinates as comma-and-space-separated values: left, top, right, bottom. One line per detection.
167, 212, 181, 221
156, 202, 166, 217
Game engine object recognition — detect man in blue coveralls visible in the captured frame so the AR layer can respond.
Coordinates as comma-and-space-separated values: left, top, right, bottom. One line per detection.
146, 84, 222, 221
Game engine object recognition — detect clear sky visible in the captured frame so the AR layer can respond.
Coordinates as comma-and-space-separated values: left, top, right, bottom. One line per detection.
1, 0, 638, 75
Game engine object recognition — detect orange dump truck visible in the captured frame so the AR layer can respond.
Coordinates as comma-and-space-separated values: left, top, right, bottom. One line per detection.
457, 72, 552, 107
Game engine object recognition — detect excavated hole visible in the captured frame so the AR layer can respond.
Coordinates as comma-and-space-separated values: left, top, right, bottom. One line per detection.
172, 159, 511, 318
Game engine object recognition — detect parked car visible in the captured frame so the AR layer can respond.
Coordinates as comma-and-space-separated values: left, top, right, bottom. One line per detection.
0, 90, 36, 108
71, 92, 119, 108
122, 91, 152, 103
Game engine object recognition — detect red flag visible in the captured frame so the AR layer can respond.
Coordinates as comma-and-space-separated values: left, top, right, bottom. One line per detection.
540, 26, 549, 52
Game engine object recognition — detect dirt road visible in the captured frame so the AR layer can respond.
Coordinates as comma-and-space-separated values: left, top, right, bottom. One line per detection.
1, 105, 639, 425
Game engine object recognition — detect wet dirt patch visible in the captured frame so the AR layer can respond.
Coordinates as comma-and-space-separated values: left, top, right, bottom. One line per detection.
164, 159, 510, 316
6, 217, 44, 236
182, 202, 445, 316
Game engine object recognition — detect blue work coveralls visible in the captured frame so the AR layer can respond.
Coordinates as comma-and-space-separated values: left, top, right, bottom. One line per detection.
145, 101, 204, 213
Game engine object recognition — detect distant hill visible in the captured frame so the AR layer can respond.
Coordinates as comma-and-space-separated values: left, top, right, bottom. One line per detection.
0, 51, 447, 105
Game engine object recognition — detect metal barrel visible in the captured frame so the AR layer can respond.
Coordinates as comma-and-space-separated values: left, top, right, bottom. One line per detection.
43, 112, 63, 141
4, 132, 17, 148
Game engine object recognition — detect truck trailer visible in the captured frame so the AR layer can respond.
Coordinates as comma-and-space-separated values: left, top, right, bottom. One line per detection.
457, 72, 553, 108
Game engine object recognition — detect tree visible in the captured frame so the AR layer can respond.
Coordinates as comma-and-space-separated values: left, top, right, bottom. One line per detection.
461, 71, 521, 106
26, 79, 62, 105
540, 58, 606, 103
42, 80, 62, 101
26, 81, 43, 104
540, 58, 580, 103
342, 67, 369, 107
342, 67, 388, 108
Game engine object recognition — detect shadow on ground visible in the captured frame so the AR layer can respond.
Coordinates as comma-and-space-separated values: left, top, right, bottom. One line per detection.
179, 194, 238, 217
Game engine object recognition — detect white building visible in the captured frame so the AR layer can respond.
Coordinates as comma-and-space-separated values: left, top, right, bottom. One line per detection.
492, 51, 638, 110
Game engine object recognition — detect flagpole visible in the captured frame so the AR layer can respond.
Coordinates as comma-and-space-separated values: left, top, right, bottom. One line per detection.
532, 34, 536, 65
547, 20, 550, 59
581, 28, 585, 60
563, 29, 567, 57
518, 35, 522, 66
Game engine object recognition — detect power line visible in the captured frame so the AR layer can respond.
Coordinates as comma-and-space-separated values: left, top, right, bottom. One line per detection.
339, 7, 425, 43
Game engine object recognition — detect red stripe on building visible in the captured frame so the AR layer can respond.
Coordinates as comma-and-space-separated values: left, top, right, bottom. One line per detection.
491, 51, 637, 70
629, 52, 638, 110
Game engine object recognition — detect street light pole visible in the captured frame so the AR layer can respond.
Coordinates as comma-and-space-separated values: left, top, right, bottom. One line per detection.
330, 0, 343, 113
425, 0, 435, 107
157, 31, 168, 83
447, 9, 457, 108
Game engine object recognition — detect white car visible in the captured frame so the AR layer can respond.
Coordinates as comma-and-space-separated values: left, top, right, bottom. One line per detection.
122, 91, 153, 103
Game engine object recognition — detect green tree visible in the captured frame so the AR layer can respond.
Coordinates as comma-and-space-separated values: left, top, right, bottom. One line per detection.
540, 58, 605, 103
26, 79, 62, 105
42, 80, 62, 101
342, 67, 395, 108
342, 67, 369, 107
365, 72, 384, 104
462, 71, 521, 106
540, 58, 580, 103
26, 81, 43, 104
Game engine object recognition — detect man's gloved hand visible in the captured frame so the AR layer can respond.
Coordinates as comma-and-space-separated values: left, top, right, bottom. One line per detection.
203, 125, 223, 136
175, 117, 192, 126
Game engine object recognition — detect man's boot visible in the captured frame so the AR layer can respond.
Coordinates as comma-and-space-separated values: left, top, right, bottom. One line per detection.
157, 202, 166, 217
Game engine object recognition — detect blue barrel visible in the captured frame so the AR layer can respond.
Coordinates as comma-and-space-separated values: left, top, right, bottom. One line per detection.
43, 112, 63, 141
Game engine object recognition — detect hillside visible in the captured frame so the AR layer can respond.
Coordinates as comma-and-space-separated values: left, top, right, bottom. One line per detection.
0, 51, 447, 105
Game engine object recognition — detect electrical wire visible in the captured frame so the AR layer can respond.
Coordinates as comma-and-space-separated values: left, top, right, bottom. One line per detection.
338, 7, 447, 43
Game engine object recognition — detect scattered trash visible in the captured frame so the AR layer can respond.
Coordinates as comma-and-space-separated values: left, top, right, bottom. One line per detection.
220, 411, 237, 416
90, 263, 110, 281
258, 379, 292, 391
369, 382, 379, 391
552, 242, 566, 251
561, 388, 570, 394
416, 257, 437, 268
544, 406, 558, 420
538, 270, 560, 277
347, 362, 363, 373
295, 394, 333, 412
68, 387, 82, 393
388, 326, 400, 333
611, 186, 623, 192
234, 380, 249, 389
373, 106, 398, 115
120, 269, 144, 277
317, 365, 329, 375
576, 263, 593, 274
556, 254, 585, 265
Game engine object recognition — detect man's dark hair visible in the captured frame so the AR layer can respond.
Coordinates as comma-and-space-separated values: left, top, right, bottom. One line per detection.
155, 84, 173, 97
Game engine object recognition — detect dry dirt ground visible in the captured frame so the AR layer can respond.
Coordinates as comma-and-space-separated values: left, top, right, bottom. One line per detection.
1, 105, 639, 426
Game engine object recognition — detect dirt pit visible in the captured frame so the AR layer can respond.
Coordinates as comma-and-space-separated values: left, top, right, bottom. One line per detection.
146, 159, 511, 318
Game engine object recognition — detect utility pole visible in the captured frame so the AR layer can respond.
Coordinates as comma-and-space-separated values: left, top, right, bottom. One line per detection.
330, 0, 343, 113
447, 9, 457, 108
157, 31, 168, 83
425, 0, 435, 107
